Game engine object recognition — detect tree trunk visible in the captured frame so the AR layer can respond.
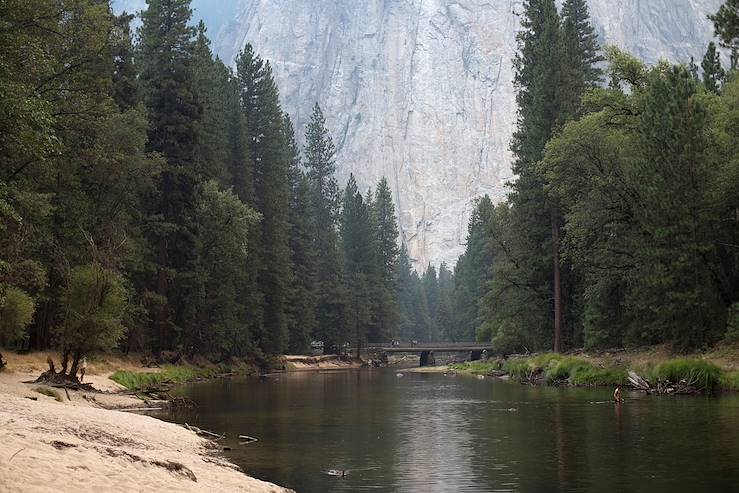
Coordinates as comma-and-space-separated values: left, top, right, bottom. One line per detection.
61, 350, 70, 374
156, 236, 168, 353
69, 352, 81, 379
552, 206, 562, 353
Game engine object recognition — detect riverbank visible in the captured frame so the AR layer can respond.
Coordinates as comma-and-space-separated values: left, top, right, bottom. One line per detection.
0, 352, 293, 493
449, 344, 739, 394
281, 354, 364, 371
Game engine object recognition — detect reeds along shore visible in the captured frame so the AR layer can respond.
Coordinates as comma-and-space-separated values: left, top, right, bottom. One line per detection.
452, 350, 739, 394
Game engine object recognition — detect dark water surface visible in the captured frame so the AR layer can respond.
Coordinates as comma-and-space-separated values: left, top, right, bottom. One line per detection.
168, 370, 739, 493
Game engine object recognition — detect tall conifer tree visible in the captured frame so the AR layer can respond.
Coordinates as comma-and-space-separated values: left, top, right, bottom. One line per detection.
341, 175, 373, 354
235, 45, 292, 354
303, 104, 344, 349
138, 0, 201, 352
369, 178, 401, 341
508, 0, 563, 351
285, 115, 317, 353
702, 42, 726, 94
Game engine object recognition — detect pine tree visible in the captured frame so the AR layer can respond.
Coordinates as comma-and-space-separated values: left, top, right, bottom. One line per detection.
285, 115, 317, 354
559, 0, 604, 120
221, 65, 263, 355
395, 245, 417, 341
631, 66, 722, 350
303, 103, 344, 349
366, 177, 399, 342
710, 0, 739, 69
508, 0, 563, 351
192, 22, 230, 182
422, 265, 439, 341
235, 45, 292, 354
364, 187, 383, 342
453, 196, 495, 342
138, 0, 201, 352
702, 42, 726, 94
111, 12, 139, 111
436, 263, 455, 341
191, 181, 260, 357
341, 175, 373, 354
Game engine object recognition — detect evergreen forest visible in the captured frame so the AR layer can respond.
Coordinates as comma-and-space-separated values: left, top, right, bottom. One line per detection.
2, 0, 739, 374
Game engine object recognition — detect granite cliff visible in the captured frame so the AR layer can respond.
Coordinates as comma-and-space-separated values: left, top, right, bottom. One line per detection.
116, 0, 723, 268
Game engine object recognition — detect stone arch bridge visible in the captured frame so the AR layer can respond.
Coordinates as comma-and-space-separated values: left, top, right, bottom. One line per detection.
360, 342, 494, 367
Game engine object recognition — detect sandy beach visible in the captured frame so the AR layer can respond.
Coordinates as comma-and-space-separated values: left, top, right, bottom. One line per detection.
0, 353, 293, 493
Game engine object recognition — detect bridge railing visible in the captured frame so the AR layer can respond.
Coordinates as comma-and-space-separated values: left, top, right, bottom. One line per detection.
362, 342, 490, 349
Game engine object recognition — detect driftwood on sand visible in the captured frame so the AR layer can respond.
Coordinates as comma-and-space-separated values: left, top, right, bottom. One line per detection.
627, 370, 651, 390
184, 423, 225, 439
627, 369, 702, 395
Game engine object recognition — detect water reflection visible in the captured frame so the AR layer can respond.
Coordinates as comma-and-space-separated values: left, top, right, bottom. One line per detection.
168, 370, 739, 493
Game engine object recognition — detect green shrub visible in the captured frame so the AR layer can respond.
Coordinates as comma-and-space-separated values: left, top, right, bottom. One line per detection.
569, 365, 627, 386
539, 356, 627, 386
529, 353, 563, 370
719, 370, 739, 391
0, 286, 35, 345
450, 360, 503, 375
651, 359, 722, 392
490, 321, 526, 356
504, 359, 534, 381
54, 264, 127, 360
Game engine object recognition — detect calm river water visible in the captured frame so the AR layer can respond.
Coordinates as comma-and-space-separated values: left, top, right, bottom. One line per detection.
168, 370, 739, 493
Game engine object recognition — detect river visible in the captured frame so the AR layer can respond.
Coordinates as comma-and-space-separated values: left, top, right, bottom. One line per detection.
168, 369, 739, 492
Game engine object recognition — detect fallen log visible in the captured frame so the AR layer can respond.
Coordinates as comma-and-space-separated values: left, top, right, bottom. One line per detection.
627, 370, 651, 390
238, 435, 258, 444
184, 423, 225, 439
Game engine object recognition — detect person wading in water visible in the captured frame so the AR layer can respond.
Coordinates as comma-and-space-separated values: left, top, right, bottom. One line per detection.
613, 384, 622, 403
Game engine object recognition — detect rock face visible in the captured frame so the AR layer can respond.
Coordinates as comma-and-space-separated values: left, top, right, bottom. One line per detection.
115, 0, 722, 269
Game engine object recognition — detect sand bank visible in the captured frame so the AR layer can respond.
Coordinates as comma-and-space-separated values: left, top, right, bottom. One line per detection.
282, 354, 363, 371
397, 365, 451, 374
0, 357, 293, 493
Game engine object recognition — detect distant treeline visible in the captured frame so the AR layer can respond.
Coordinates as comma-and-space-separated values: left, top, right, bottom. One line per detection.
0, 0, 448, 370
452, 0, 739, 353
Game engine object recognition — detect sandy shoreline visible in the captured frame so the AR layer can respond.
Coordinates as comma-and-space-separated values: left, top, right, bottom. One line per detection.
282, 354, 363, 371
0, 355, 293, 493
397, 365, 451, 374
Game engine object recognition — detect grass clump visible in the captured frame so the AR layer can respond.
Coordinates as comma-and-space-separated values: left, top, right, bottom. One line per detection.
503, 359, 534, 381
529, 353, 563, 371
110, 365, 219, 390
719, 370, 739, 391
568, 364, 627, 386
651, 359, 722, 392
450, 360, 503, 375
35, 386, 63, 402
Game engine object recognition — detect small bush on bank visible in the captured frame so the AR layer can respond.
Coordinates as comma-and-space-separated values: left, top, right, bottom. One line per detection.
651, 359, 722, 392
504, 359, 534, 381
719, 370, 739, 391
568, 364, 627, 386
529, 353, 563, 372
540, 357, 626, 386
450, 360, 503, 375
110, 365, 220, 390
